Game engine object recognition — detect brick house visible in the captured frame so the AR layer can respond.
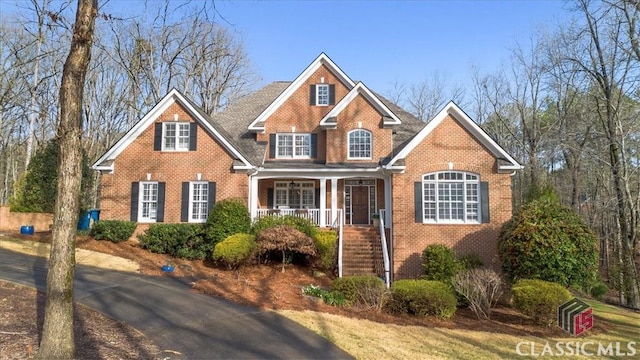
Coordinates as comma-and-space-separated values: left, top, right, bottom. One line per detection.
92, 53, 521, 283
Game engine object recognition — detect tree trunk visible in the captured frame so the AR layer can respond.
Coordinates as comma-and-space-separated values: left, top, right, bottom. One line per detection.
35, 0, 97, 359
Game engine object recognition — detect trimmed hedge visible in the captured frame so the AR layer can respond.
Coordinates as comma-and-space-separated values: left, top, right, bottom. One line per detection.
511, 279, 573, 325
314, 230, 337, 270
332, 275, 387, 309
138, 224, 210, 260
213, 233, 257, 269
89, 220, 137, 243
386, 279, 457, 319
204, 199, 251, 246
421, 244, 458, 282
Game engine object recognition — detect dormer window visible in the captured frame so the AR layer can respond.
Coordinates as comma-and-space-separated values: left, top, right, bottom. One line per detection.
309, 84, 335, 106
276, 133, 311, 159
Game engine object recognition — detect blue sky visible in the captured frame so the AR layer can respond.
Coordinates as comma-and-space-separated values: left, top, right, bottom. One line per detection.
2, 0, 570, 96
203, 0, 569, 95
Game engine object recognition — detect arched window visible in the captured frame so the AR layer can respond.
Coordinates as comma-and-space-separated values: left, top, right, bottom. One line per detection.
422, 171, 481, 223
348, 129, 372, 159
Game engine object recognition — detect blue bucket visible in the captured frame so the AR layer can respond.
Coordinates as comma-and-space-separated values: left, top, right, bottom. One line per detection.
20, 225, 34, 235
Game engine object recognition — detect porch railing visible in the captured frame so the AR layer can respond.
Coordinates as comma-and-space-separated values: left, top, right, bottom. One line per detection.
255, 208, 341, 228
378, 210, 390, 288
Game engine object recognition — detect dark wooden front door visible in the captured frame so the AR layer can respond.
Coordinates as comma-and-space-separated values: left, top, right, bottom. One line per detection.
351, 186, 369, 225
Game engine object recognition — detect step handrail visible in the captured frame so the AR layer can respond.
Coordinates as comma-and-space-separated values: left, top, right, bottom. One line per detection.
378, 213, 390, 289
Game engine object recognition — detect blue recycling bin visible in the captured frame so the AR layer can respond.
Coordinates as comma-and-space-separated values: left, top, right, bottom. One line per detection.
77, 211, 91, 230
89, 209, 100, 223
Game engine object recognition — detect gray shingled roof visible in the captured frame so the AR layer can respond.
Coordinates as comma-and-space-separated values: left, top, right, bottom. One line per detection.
203, 81, 426, 167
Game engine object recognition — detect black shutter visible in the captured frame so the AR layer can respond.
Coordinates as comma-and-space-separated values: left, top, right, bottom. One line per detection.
480, 181, 490, 223
310, 133, 317, 158
315, 187, 321, 208
269, 134, 276, 158
130, 182, 139, 221
156, 182, 166, 222
153, 123, 162, 151
309, 85, 316, 105
189, 123, 197, 151
208, 182, 216, 214
329, 84, 335, 105
414, 182, 423, 223
181, 182, 189, 222
267, 188, 274, 208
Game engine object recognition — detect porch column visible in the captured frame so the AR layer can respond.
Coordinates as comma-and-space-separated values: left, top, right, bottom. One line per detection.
319, 178, 327, 227
249, 175, 258, 219
331, 178, 338, 224
384, 175, 392, 227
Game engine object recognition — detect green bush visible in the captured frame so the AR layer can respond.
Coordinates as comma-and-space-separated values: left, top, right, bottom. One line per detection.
386, 279, 457, 319
589, 281, 609, 300
332, 275, 387, 310
511, 279, 572, 325
89, 220, 137, 243
313, 230, 337, 270
302, 285, 346, 306
204, 199, 251, 246
421, 244, 458, 282
251, 215, 318, 238
138, 224, 210, 260
498, 194, 599, 290
212, 233, 257, 269
457, 253, 484, 270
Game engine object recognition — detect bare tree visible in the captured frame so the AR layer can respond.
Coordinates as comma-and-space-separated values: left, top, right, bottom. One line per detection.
402, 72, 466, 121
35, 0, 98, 358
562, 0, 639, 309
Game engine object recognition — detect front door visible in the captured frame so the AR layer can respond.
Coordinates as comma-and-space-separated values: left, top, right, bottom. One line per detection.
351, 186, 369, 225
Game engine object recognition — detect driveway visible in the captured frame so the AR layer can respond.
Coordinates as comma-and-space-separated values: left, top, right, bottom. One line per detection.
0, 248, 353, 359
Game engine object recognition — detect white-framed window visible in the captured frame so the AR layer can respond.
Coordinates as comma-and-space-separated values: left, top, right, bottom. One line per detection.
422, 171, 480, 224
348, 129, 372, 159
189, 182, 209, 222
139, 182, 158, 222
163, 122, 190, 151
274, 181, 315, 209
316, 84, 329, 106
276, 133, 311, 159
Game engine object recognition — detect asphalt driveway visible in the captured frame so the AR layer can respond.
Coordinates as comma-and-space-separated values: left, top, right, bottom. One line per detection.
0, 248, 353, 359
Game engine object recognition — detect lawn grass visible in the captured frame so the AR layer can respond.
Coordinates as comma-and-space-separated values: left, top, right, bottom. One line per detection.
278, 299, 640, 359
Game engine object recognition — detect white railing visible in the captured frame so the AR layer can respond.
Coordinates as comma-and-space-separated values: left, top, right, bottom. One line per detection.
336, 209, 344, 278
378, 210, 390, 288
379, 209, 390, 228
255, 208, 343, 229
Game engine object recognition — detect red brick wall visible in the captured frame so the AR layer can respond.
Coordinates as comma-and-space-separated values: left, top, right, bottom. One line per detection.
391, 114, 513, 279
98, 101, 247, 223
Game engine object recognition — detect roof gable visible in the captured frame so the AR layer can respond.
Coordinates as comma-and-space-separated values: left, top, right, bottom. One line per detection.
319, 82, 401, 129
247, 53, 356, 132
92, 89, 252, 171
387, 101, 522, 171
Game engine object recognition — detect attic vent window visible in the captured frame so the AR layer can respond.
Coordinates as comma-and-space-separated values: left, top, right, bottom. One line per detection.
310, 84, 335, 106
163, 122, 190, 151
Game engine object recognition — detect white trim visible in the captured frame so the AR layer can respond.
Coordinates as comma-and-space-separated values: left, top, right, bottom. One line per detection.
316, 83, 329, 106
162, 122, 190, 152
387, 101, 522, 171
319, 82, 401, 128
420, 171, 481, 224
274, 181, 315, 208
248, 53, 356, 131
275, 133, 311, 159
91, 89, 253, 171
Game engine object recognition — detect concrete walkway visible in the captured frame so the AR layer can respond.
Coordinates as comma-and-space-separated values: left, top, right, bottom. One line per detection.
0, 248, 353, 359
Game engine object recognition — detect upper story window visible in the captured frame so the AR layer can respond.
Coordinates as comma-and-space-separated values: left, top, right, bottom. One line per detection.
422, 171, 480, 224
348, 129, 372, 159
276, 133, 311, 159
309, 84, 335, 106
163, 122, 190, 151
139, 181, 158, 222
316, 84, 329, 106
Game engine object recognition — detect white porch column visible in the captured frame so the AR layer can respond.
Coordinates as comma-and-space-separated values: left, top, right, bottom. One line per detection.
319, 178, 327, 227
384, 175, 392, 226
331, 178, 338, 224
249, 175, 259, 219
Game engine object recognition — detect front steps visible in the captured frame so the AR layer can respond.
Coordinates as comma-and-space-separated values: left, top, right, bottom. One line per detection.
341, 226, 384, 277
